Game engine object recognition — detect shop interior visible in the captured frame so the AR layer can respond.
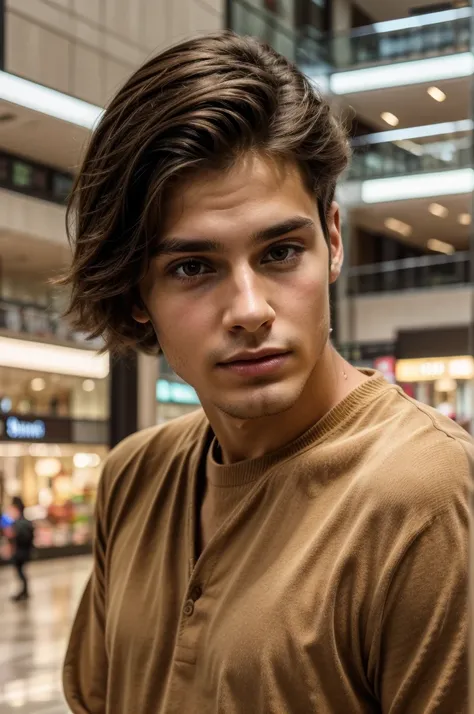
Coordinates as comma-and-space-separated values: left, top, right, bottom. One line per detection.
0, 442, 107, 554
0, 366, 109, 420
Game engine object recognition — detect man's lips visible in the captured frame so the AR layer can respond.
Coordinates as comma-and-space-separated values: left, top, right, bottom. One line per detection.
218, 349, 291, 365
217, 350, 292, 377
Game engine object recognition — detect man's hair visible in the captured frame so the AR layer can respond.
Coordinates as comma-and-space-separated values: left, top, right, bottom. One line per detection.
61, 31, 350, 354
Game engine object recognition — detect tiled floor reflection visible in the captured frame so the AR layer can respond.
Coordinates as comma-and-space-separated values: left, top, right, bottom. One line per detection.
0, 556, 91, 713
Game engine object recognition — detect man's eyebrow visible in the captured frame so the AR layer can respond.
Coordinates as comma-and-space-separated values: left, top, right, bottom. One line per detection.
155, 238, 222, 256
251, 216, 315, 243
155, 216, 315, 256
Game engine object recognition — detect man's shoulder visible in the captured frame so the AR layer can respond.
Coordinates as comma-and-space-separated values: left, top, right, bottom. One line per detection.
362, 387, 472, 521
102, 409, 209, 486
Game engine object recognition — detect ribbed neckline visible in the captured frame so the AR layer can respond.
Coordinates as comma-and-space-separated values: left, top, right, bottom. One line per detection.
206, 370, 391, 487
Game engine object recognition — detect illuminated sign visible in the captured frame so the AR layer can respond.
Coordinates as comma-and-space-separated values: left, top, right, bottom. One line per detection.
396, 356, 474, 383
6, 416, 46, 440
156, 379, 200, 405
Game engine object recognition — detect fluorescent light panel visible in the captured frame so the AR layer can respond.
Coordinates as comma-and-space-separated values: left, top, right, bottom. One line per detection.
361, 169, 474, 203
352, 120, 473, 147
427, 86, 446, 102
381, 111, 399, 127
0, 337, 109, 378
429, 202, 448, 218
329, 53, 474, 95
427, 239, 455, 255
458, 213, 472, 225
0, 71, 103, 129
384, 217, 412, 236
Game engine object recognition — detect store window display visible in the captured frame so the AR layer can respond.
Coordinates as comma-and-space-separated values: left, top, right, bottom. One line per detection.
396, 356, 473, 433
0, 443, 108, 557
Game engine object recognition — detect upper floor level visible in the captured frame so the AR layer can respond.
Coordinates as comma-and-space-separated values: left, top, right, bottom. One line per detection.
229, 0, 473, 91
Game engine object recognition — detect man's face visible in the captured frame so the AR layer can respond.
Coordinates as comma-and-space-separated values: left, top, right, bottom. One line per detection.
137, 154, 343, 420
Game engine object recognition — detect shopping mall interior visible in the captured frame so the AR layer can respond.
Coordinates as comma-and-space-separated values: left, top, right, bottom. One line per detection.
0, 0, 473, 711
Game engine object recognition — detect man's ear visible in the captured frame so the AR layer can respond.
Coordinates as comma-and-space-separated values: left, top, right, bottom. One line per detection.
328, 202, 344, 284
132, 297, 150, 324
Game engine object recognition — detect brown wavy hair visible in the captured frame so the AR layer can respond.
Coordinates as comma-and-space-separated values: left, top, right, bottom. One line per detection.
60, 31, 350, 354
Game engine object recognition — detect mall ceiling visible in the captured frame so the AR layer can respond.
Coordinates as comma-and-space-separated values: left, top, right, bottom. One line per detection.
0, 100, 89, 172
0, 230, 71, 277
352, 193, 472, 251
339, 78, 470, 133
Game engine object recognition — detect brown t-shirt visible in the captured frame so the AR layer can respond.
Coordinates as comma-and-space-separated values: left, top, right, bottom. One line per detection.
199, 440, 258, 551
63, 372, 471, 714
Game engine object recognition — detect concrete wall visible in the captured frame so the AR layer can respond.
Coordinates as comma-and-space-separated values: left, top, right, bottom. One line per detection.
339, 286, 473, 343
0, 190, 66, 245
5, 0, 224, 106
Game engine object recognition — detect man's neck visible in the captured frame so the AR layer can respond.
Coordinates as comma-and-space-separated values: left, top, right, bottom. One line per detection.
202, 346, 367, 464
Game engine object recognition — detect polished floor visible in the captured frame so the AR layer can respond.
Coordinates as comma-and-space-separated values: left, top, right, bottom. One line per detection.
0, 556, 91, 713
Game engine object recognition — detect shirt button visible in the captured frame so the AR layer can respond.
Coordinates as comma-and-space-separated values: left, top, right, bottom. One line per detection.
183, 600, 194, 617
191, 586, 202, 602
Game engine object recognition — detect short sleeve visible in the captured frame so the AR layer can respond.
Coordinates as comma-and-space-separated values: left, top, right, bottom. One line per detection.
375, 499, 468, 714
63, 469, 109, 713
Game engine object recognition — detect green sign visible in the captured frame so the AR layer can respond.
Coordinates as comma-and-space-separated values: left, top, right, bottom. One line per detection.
156, 379, 200, 405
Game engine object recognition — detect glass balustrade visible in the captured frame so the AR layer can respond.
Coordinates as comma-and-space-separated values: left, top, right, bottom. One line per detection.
329, 12, 471, 71
229, 1, 471, 72
348, 252, 470, 295
348, 134, 472, 181
0, 298, 103, 348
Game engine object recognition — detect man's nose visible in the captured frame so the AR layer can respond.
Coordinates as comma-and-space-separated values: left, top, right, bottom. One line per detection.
222, 267, 276, 334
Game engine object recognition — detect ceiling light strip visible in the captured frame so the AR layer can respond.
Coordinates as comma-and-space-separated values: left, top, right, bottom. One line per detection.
361, 168, 474, 203
0, 336, 109, 378
352, 120, 473, 147
329, 53, 474, 95
0, 71, 103, 129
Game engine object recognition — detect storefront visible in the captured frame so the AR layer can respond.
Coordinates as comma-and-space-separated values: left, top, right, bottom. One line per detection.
156, 378, 201, 423
395, 355, 473, 432
156, 355, 201, 424
339, 341, 397, 382
0, 337, 110, 561
0, 414, 109, 561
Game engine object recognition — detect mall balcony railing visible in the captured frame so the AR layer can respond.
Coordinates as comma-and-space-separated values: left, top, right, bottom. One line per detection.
348, 251, 470, 296
0, 297, 103, 349
329, 7, 471, 71
349, 133, 472, 181
228, 1, 471, 73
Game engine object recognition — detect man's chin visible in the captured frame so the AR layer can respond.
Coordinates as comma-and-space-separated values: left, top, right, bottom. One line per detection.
213, 382, 302, 421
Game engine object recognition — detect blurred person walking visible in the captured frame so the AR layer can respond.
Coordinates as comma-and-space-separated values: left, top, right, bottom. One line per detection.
61, 32, 472, 714
7, 497, 34, 602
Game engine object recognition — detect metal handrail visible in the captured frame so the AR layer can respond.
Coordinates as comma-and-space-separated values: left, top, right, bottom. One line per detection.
348, 252, 470, 277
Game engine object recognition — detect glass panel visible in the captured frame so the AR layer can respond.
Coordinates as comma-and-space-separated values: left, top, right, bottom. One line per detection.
348, 253, 470, 295
349, 134, 471, 181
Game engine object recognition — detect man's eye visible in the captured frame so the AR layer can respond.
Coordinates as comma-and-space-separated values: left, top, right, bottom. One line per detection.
263, 245, 300, 263
174, 260, 209, 278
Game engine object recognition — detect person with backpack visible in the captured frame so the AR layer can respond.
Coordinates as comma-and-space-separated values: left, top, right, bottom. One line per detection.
7, 496, 34, 602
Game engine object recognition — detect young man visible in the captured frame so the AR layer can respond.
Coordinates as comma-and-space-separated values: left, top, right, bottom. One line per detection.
62, 32, 471, 714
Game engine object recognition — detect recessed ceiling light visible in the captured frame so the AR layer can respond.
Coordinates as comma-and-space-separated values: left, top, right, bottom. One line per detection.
82, 379, 96, 392
427, 86, 446, 102
30, 377, 46, 392
384, 217, 412, 237
429, 202, 448, 218
427, 238, 455, 255
381, 112, 399, 127
458, 213, 471, 225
